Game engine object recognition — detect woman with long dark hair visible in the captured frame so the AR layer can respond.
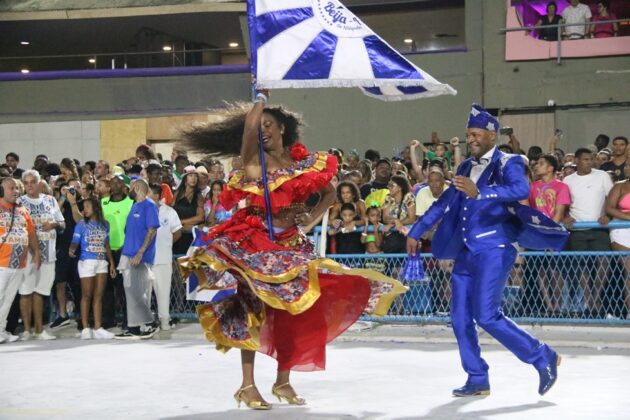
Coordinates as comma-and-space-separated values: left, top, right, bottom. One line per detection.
180, 94, 405, 410
329, 180, 367, 222
381, 175, 417, 253
171, 168, 205, 254
204, 179, 232, 227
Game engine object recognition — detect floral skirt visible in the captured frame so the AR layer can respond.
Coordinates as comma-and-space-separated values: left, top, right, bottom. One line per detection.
179, 209, 407, 371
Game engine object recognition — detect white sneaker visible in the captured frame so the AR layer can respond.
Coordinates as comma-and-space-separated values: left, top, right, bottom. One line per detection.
36, 330, 57, 341
20, 331, 33, 341
80, 328, 93, 340
0, 330, 20, 343
93, 327, 115, 339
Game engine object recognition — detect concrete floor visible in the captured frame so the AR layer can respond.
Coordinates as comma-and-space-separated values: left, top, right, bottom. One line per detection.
1, 326, 629, 420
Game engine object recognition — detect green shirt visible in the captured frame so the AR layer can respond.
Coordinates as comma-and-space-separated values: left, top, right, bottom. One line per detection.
426, 150, 453, 170
102, 196, 134, 251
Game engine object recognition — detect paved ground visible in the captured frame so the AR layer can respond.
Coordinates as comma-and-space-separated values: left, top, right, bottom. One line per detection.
1, 322, 629, 420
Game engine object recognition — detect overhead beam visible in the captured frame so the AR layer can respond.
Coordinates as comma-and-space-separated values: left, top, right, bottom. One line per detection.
0, 2, 246, 21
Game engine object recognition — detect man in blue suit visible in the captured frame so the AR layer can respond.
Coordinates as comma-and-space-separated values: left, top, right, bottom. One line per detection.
406, 104, 568, 397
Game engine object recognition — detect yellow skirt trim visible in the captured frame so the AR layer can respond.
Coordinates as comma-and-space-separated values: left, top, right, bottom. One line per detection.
196, 303, 264, 352
187, 255, 407, 352
226, 152, 328, 196
180, 249, 321, 315
180, 251, 407, 317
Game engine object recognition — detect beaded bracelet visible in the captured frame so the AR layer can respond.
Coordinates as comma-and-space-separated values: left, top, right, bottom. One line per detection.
254, 92, 268, 104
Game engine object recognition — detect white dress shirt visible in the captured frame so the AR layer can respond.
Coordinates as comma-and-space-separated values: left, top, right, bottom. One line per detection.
470, 147, 495, 184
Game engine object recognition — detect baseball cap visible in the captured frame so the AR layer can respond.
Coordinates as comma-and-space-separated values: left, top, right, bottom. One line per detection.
113, 173, 131, 186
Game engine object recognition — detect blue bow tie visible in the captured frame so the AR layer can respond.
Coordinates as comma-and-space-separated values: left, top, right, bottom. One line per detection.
471, 157, 490, 166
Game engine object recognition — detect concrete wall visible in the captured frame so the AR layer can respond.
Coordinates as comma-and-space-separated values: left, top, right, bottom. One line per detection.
0, 120, 100, 166
0, 71, 250, 123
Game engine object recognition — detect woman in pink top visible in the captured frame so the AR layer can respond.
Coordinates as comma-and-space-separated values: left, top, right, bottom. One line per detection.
605, 164, 630, 319
529, 155, 571, 315
589, 1, 618, 38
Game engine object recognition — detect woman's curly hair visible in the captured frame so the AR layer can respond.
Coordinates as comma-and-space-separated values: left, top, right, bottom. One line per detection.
181, 102, 304, 157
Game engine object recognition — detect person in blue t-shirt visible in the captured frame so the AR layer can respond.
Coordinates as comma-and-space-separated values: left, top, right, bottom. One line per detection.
69, 196, 117, 340
115, 179, 160, 340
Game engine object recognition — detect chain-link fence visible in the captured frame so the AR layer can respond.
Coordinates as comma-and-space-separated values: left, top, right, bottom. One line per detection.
170, 251, 630, 325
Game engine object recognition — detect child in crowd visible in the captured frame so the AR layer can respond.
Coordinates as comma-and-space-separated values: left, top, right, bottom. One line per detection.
69, 196, 117, 340
327, 202, 364, 254
204, 180, 232, 227
362, 206, 383, 246
363, 235, 386, 273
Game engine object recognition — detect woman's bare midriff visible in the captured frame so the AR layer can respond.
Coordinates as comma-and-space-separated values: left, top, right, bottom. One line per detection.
271, 207, 304, 230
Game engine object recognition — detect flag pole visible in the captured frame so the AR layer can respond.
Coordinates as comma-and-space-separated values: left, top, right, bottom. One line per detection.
247, 1, 274, 240
252, 84, 275, 241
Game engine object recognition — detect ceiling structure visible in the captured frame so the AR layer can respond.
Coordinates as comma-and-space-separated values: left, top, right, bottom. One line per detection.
0, 0, 465, 72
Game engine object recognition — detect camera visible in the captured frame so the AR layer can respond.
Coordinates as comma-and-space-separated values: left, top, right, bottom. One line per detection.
554, 128, 563, 136
67, 187, 77, 196
499, 127, 514, 136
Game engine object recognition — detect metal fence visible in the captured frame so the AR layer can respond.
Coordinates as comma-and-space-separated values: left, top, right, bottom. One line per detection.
170, 251, 630, 325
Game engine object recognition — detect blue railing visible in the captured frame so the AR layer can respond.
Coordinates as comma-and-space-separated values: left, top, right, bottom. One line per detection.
168, 220, 630, 325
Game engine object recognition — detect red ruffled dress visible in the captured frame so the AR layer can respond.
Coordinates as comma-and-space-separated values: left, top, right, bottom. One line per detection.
180, 144, 406, 371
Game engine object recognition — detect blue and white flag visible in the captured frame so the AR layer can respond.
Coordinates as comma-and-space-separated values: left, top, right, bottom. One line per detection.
247, 0, 457, 101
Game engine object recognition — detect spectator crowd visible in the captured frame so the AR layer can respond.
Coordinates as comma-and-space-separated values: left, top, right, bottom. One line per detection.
0, 128, 629, 344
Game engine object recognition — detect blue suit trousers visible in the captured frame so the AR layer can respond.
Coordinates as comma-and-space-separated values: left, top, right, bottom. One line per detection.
451, 246, 554, 385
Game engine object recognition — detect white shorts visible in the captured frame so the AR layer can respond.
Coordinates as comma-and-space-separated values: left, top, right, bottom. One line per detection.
78, 259, 109, 278
610, 228, 630, 249
19, 259, 56, 296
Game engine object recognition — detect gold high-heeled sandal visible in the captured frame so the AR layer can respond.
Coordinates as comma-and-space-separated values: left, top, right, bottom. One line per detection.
233, 384, 272, 410
271, 382, 306, 405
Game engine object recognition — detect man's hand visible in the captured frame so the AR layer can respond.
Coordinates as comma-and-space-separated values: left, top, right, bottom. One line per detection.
449, 137, 460, 147
130, 252, 143, 266
109, 263, 117, 279
453, 176, 479, 199
68, 249, 76, 258
409, 139, 420, 148
66, 190, 77, 205
406, 237, 421, 256
563, 216, 576, 230
598, 215, 610, 226
41, 222, 56, 232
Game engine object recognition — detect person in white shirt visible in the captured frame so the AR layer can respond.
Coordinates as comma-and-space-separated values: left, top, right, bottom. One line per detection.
561, 0, 592, 39
562, 148, 613, 317
19, 170, 65, 340
148, 183, 182, 330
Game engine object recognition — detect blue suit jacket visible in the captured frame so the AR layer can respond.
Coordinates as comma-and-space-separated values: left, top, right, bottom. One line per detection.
408, 148, 569, 259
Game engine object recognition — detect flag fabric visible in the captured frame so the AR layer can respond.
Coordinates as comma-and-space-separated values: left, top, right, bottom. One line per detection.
247, 0, 457, 101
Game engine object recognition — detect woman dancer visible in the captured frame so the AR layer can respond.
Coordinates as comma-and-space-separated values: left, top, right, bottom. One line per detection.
180, 93, 406, 410
605, 163, 630, 319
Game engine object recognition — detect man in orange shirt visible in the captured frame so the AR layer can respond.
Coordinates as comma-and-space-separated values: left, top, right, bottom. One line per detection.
0, 177, 41, 344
